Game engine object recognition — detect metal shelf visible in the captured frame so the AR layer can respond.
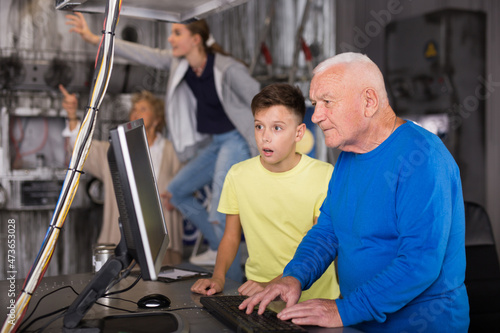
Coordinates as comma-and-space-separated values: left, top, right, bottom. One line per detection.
55, 0, 249, 22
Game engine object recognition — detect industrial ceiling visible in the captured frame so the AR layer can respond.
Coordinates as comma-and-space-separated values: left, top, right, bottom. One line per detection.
55, 0, 250, 22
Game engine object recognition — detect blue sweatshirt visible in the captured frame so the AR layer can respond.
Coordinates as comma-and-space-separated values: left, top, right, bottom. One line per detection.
283, 121, 469, 332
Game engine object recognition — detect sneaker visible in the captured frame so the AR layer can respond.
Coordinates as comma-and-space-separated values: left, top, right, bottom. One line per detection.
190, 248, 217, 266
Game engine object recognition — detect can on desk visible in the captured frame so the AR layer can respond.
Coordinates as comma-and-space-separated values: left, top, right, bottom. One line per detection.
92, 243, 116, 273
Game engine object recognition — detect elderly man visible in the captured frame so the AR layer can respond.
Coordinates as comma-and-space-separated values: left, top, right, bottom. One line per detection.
240, 52, 469, 332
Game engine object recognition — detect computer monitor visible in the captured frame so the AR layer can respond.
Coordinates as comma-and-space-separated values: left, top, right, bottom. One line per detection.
63, 119, 170, 329
107, 118, 170, 280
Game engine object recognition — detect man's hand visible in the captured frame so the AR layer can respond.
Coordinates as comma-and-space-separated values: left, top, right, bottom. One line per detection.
277, 299, 343, 328
191, 277, 224, 296
65, 12, 100, 45
59, 84, 80, 130
239, 276, 301, 315
238, 280, 268, 296
59, 84, 78, 116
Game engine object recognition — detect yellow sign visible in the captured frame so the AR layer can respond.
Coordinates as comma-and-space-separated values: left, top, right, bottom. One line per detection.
425, 41, 438, 58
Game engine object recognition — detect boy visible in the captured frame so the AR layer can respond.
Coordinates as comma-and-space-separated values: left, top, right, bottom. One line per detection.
191, 83, 339, 301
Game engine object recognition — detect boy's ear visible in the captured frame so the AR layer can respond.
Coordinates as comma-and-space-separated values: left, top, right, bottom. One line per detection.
295, 123, 306, 142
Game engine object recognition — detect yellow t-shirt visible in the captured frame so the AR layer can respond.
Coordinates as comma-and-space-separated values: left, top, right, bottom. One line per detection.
218, 154, 340, 301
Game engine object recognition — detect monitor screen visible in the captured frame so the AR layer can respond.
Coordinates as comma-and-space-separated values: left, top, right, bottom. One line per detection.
63, 119, 171, 329
107, 118, 169, 281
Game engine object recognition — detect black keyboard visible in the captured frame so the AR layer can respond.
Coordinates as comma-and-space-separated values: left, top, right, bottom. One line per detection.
200, 295, 307, 333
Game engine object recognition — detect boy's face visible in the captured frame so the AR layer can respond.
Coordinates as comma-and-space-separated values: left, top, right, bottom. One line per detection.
254, 105, 305, 172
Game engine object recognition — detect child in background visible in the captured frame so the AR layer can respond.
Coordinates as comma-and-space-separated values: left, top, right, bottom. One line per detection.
191, 83, 340, 301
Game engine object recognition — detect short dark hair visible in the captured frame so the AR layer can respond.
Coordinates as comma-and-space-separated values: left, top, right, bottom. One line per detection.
251, 83, 306, 123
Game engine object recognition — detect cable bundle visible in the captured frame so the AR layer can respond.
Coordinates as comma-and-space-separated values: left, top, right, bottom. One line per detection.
1, 1, 122, 332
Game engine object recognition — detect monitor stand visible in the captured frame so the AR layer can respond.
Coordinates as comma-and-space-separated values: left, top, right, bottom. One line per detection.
63, 234, 132, 330
100, 312, 188, 333
63, 312, 189, 333
62, 224, 189, 333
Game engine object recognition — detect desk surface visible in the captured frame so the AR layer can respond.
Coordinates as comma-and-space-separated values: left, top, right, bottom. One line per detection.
1, 267, 360, 333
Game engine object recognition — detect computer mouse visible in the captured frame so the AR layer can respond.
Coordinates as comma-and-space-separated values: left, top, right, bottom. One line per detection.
137, 293, 171, 309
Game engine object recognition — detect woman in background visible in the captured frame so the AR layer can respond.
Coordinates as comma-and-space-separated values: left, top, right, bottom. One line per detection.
60, 86, 184, 265
66, 14, 260, 282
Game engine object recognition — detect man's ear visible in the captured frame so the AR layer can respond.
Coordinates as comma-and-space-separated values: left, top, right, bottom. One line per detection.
363, 88, 379, 118
295, 123, 306, 142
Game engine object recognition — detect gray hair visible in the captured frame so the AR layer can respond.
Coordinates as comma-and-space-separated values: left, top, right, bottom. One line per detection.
313, 52, 389, 107
313, 52, 374, 75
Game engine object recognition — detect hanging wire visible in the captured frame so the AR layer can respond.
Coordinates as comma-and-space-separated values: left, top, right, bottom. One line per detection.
1, 1, 122, 332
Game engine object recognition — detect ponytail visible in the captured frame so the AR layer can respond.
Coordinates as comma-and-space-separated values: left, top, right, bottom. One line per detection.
186, 19, 247, 66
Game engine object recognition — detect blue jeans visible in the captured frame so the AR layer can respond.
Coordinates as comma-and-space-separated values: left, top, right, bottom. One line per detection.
167, 130, 250, 282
